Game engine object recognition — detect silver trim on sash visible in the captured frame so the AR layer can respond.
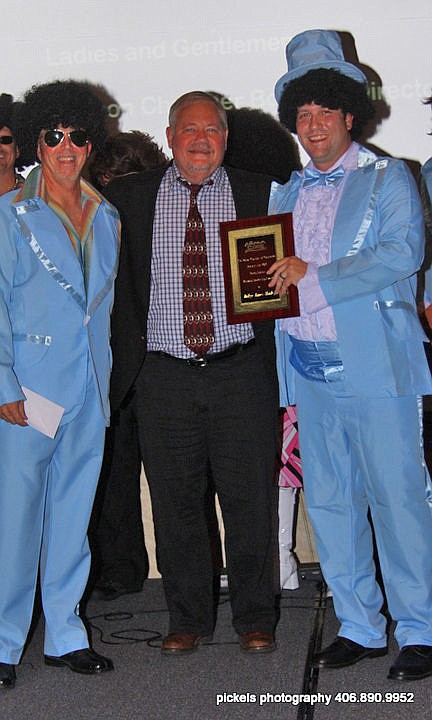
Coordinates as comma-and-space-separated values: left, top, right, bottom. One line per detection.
87, 270, 117, 323
346, 158, 389, 257
13, 333, 52, 345
374, 300, 412, 311
417, 395, 432, 507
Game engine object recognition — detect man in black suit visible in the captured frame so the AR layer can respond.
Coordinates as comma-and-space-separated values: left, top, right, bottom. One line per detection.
106, 91, 278, 655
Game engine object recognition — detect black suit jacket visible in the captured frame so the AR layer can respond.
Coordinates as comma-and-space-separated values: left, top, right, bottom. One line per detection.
106, 164, 278, 411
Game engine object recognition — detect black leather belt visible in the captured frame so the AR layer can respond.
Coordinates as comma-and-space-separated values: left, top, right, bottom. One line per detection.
148, 339, 255, 367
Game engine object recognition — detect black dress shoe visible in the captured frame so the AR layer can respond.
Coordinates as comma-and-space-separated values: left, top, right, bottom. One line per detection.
0, 663, 16, 689
44, 648, 114, 674
314, 637, 387, 669
388, 645, 432, 681
94, 579, 142, 601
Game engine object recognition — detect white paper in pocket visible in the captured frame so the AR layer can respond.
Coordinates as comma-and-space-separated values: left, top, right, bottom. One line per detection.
22, 386, 65, 439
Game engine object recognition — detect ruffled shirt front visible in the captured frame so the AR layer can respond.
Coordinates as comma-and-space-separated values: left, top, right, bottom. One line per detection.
279, 142, 359, 341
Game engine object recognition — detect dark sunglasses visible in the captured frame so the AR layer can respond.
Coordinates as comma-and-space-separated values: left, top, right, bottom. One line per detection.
43, 129, 88, 148
0, 135, 13, 145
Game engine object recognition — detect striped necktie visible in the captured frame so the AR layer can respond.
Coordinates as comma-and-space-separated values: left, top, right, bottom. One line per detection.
181, 181, 215, 356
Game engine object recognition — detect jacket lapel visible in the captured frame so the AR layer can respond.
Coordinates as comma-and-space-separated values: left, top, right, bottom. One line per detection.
85, 201, 120, 316
12, 198, 86, 307
331, 169, 375, 259
224, 165, 272, 218
332, 156, 388, 260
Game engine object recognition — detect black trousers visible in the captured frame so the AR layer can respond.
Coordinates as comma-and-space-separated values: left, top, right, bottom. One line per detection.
89, 402, 149, 589
135, 343, 277, 636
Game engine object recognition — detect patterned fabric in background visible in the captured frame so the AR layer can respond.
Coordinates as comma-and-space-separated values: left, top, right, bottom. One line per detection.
278, 406, 303, 488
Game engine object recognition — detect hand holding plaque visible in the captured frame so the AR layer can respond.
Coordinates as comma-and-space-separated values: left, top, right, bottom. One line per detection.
219, 213, 300, 324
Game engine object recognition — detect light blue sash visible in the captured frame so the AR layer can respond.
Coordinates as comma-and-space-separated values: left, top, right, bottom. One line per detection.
289, 337, 344, 383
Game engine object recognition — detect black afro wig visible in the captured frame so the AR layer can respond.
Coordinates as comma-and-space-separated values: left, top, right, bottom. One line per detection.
14, 80, 108, 164
278, 68, 375, 141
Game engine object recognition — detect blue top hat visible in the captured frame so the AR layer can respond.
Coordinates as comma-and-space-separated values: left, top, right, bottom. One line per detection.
274, 29, 367, 103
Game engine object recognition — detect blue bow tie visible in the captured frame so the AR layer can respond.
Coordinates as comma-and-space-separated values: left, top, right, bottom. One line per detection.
302, 166, 345, 189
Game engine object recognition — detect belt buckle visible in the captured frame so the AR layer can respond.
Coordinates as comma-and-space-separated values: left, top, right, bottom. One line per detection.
187, 356, 208, 367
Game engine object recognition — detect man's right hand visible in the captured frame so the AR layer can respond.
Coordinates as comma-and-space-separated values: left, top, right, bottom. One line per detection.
0, 400, 28, 426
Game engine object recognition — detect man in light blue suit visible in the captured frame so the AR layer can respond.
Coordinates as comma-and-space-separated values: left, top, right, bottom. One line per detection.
268, 30, 432, 681
421, 92, 432, 329
0, 81, 120, 689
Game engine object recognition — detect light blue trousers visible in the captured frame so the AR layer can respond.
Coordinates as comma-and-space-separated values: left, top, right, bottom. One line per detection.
0, 382, 105, 663
294, 344, 432, 649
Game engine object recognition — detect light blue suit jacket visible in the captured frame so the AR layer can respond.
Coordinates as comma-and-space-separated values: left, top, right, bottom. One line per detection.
422, 157, 432, 208
271, 145, 432, 402
421, 157, 432, 304
0, 173, 120, 424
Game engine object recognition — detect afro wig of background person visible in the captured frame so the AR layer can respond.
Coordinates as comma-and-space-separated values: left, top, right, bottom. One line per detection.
224, 106, 301, 184
0, 92, 33, 170
88, 130, 168, 190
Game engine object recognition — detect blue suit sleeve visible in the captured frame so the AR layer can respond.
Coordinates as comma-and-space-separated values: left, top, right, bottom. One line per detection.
318, 161, 424, 307
0, 207, 26, 405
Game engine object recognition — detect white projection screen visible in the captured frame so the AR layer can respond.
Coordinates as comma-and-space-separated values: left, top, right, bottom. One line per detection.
4, 1, 432, 171
4, 1, 430, 573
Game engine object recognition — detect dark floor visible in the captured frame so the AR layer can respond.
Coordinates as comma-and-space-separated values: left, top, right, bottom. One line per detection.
3, 400, 432, 719
2, 570, 431, 720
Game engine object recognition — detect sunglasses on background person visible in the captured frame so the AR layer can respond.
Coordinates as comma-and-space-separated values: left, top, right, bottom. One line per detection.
0, 135, 14, 145
42, 129, 89, 148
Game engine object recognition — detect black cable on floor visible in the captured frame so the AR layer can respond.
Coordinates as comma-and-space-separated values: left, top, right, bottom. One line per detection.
86, 575, 328, 658
86, 597, 235, 648
296, 577, 328, 720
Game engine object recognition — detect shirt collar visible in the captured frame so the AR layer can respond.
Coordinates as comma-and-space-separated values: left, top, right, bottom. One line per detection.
305, 141, 359, 175
167, 161, 227, 192
13, 164, 103, 207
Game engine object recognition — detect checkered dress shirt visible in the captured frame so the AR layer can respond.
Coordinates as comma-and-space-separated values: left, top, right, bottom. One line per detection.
147, 163, 254, 357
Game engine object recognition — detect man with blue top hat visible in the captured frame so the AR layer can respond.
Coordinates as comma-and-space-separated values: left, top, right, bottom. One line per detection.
421, 92, 432, 329
267, 29, 432, 681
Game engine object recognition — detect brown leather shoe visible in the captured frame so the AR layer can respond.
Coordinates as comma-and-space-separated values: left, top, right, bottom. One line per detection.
239, 631, 276, 654
161, 633, 209, 655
